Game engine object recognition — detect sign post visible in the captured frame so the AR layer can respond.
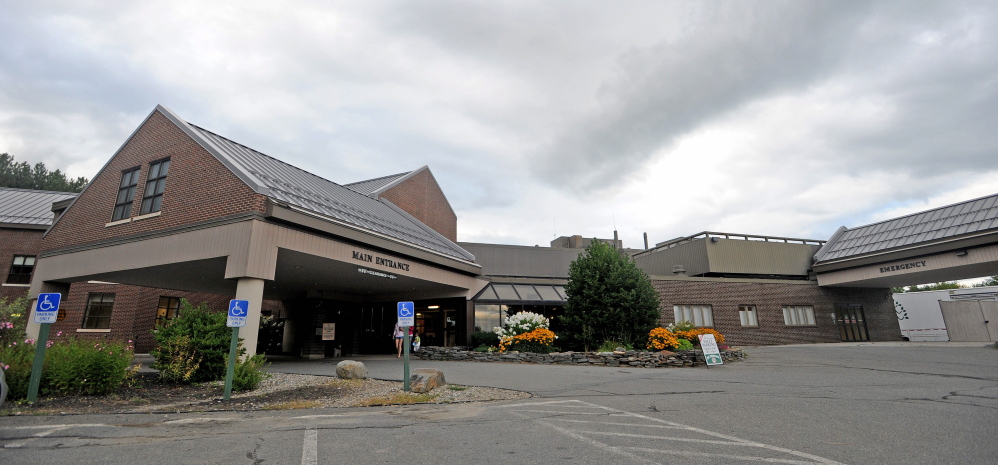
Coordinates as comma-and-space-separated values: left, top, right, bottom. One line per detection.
27, 293, 61, 402
223, 299, 248, 401
698, 334, 724, 367
397, 301, 414, 391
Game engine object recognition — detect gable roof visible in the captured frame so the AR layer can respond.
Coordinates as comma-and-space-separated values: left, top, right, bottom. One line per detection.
814, 193, 998, 263
151, 106, 475, 263
344, 169, 418, 197
0, 187, 77, 228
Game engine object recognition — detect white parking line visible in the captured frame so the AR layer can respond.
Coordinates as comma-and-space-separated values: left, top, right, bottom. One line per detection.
302, 429, 317, 465
504, 400, 845, 465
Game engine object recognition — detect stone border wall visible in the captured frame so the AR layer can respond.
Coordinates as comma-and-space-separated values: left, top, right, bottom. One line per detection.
416, 346, 744, 367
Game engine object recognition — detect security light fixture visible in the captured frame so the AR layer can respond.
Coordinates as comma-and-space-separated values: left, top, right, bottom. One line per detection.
955, 250, 968, 256
428, 305, 439, 309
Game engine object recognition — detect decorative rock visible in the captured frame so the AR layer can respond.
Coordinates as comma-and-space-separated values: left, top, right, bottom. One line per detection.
335, 360, 368, 379
409, 368, 446, 393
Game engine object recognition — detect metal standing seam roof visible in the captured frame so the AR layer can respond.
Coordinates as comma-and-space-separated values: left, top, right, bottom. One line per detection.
814, 193, 998, 263
0, 187, 77, 226
153, 106, 474, 263
344, 170, 415, 197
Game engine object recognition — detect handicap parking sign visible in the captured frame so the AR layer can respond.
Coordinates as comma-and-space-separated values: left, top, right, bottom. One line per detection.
227, 300, 249, 328
397, 301, 414, 327
33, 293, 62, 324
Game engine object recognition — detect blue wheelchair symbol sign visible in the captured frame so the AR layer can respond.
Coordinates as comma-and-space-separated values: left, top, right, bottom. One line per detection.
34, 293, 62, 324
227, 300, 249, 327
397, 301, 414, 326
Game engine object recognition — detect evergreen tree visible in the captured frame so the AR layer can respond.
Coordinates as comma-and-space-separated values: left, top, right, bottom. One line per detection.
0, 152, 88, 192
561, 240, 661, 351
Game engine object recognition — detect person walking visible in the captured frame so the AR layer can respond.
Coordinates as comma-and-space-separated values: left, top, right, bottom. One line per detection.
393, 322, 405, 358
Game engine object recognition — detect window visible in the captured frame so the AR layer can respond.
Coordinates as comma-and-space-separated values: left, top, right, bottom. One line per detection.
140, 158, 170, 215
82, 293, 115, 329
112, 167, 141, 221
6, 255, 36, 284
674, 305, 713, 327
739, 305, 758, 327
783, 305, 816, 326
155, 296, 181, 328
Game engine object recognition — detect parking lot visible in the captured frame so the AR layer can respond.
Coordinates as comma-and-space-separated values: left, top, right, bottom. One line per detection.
2, 342, 996, 464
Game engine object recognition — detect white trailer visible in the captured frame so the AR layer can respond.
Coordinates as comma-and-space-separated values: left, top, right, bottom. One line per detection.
893, 286, 998, 341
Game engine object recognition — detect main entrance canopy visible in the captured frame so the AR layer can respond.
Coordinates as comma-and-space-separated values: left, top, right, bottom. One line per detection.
28, 105, 486, 355
814, 193, 998, 288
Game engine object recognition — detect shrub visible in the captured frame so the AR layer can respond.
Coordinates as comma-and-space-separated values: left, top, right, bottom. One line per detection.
471, 330, 499, 348
0, 341, 34, 400
561, 240, 661, 351
646, 327, 680, 351
598, 340, 633, 352
43, 338, 134, 396
676, 339, 694, 351
231, 354, 269, 391
151, 300, 237, 383
500, 327, 558, 353
0, 297, 28, 348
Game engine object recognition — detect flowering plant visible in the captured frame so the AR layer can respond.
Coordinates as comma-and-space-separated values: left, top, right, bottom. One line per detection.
494, 311, 549, 339
646, 327, 680, 351
499, 327, 558, 353
674, 327, 725, 346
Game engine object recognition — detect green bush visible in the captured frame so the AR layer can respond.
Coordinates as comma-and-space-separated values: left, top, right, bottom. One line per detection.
676, 339, 694, 351
231, 354, 269, 391
597, 340, 633, 352
505, 341, 558, 354
151, 300, 237, 383
43, 339, 134, 396
471, 330, 499, 348
0, 342, 34, 400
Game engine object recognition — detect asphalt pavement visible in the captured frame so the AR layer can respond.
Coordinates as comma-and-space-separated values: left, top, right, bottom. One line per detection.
2, 342, 996, 464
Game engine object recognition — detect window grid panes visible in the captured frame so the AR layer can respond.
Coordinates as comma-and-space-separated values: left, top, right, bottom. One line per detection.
155, 296, 181, 328
112, 168, 141, 221
738, 305, 758, 327
674, 305, 714, 327
6, 255, 36, 284
782, 305, 816, 326
512, 285, 541, 301
82, 293, 115, 329
140, 159, 170, 215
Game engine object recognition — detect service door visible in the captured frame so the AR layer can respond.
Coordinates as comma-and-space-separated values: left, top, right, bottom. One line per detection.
835, 305, 869, 342
940, 301, 998, 342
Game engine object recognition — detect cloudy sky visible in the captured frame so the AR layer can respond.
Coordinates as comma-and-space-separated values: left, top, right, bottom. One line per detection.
2, 1, 996, 254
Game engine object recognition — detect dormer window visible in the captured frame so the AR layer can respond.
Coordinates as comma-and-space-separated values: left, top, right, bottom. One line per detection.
112, 167, 141, 221
140, 158, 170, 215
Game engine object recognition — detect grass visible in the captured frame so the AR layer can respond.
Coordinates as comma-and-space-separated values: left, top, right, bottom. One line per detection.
359, 392, 438, 406
263, 400, 324, 410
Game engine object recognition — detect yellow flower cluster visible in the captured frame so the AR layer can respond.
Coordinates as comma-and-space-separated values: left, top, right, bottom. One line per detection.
675, 327, 725, 345
646, 327, 680, 350
499, 327, 557, 352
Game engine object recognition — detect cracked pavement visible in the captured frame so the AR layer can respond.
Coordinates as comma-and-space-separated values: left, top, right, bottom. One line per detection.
2, 342, 996, 464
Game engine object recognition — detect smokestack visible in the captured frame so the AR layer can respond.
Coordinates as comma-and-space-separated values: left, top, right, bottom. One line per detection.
613, 230, 619, 249
643, 232, 648, 250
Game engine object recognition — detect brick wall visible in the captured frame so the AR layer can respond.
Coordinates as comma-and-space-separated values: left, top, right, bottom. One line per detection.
0, 228, 44, 302
652, 279, 901, 346
43, 110, 268, 251
48, 282, 284, 353
380, 169, 458, 242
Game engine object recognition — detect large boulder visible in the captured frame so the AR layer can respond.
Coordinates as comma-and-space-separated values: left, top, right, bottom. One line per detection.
409, 368, 445, 393
336, 360, 368, 379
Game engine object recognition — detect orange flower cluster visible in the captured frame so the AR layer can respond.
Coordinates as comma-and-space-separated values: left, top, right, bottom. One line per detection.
646, 327, 680, 350
499, 327, 557, 352
674, 328, 725, 345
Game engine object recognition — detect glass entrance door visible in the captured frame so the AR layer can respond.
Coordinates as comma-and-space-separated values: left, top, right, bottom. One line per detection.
835, 305, 869, 342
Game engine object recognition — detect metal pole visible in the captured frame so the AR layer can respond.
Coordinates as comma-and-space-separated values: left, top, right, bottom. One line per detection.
26, 323, 51, 402
223, 326, 240, 401
403, 328, 411, 392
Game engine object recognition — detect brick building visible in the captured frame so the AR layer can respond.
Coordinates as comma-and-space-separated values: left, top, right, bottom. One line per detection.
16, 104, 995, 355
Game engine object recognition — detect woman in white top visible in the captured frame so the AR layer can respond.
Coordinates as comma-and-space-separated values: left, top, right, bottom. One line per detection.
393, 323, 405, 358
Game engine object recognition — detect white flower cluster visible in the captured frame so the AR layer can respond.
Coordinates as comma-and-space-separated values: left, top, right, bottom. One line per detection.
493, 311, 549, 339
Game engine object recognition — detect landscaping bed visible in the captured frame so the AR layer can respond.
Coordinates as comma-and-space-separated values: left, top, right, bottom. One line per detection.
417, 346, 745, 367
